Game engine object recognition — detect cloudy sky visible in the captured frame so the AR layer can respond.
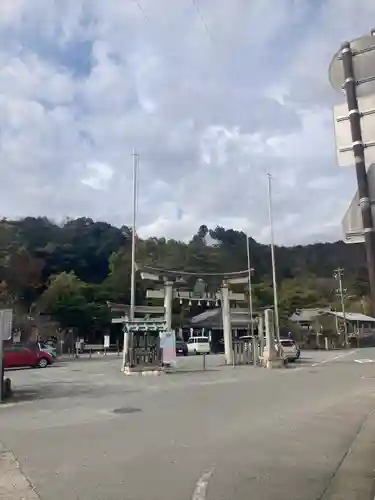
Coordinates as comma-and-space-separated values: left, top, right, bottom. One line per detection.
0, 0, 374, 245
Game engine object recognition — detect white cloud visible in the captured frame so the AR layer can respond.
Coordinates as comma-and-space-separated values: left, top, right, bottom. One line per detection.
0, 0, 374, 245
81, 161, 114, 190
0, 0, 26, 26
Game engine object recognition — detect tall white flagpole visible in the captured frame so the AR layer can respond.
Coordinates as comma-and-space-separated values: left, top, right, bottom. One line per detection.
267, 172, 280, 342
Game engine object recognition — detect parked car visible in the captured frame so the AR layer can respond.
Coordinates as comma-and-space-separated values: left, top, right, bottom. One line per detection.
21, 342, 57, 359
4, 345, 54, 369
175, 339, 188, 356
37, 342, 57, 358
187, 336, 210, 355
279, 338, 299, 362
262, 341, 288, 364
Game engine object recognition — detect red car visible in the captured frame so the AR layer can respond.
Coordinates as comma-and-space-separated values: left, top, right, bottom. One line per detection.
3, 345, 54, 369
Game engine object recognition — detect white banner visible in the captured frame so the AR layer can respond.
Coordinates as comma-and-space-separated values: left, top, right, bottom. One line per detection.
160, 330, 176, 365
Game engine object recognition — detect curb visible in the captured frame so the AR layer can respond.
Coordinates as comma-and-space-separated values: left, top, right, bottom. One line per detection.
320, 412, 375, 499
0, 450, 40, 499
123, 368, 164, 376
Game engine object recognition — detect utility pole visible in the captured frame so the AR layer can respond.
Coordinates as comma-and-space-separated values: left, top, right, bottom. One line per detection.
246, 234, 254, 336
267, 173, 280, 342
333, 268, 348, 348
122, 149, 138, 371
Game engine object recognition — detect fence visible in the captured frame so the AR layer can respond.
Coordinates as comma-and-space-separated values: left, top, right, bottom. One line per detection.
130, 333, 162, 367
232, 338, 263, 365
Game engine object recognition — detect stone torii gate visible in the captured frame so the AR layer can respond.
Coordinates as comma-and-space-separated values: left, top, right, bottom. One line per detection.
138, 264, 251, 364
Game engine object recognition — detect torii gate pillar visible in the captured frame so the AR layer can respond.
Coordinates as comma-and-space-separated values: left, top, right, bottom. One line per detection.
164, 281, 173, 331
221, 281, 233, 365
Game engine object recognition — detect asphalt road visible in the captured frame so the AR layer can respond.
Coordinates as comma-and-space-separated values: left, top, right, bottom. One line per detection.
1, 349, 375, 499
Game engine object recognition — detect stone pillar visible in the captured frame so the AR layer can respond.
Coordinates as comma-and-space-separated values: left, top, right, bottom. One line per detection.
164, 281, 173, 331
262, 308, 284, 369
252, 336, 258, 366
122, 316, 130, 371
221, 281, 233, 364
258, 315, 265, 357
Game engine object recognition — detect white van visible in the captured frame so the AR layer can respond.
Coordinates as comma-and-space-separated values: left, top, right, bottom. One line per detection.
187, 336, 210, 355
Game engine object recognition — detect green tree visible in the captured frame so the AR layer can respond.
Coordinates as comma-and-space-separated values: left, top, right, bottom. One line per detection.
37, 272, 92, 333
5, 247, 45, 307
0, 217, 369, 331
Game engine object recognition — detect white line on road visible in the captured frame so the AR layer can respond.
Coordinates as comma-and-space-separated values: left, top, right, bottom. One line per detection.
192, 467, 214, 500
311, 349, 358, 367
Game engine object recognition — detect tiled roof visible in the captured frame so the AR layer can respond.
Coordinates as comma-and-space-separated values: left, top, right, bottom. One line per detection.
289, 308, 330, 323
326, 311, 375, 323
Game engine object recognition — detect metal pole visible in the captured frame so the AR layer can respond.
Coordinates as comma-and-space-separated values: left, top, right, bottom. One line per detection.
122, 151, 138, 371
267, 173, 280, 342
130, 149, 138, 321
341, 42, 375, 315
246, 235, 254, 336
127, 150, 138, 368
334, 268, 348, 348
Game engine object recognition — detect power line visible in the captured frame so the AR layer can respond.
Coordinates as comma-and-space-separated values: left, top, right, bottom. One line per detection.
191, 0, 214, 44
132, 0, 149, 20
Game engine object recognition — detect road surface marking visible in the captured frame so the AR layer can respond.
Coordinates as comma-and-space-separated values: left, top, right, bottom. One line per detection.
192, 467, 214, 500
355, 359, 375, 364
311, 349, 358, 367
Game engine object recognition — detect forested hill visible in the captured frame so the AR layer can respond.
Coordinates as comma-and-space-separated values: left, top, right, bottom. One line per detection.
0, 217, 369, 332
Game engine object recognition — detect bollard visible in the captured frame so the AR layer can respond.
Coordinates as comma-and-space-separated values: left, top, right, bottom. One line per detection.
89, 348, 92, 359
202, 353, 206, 371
